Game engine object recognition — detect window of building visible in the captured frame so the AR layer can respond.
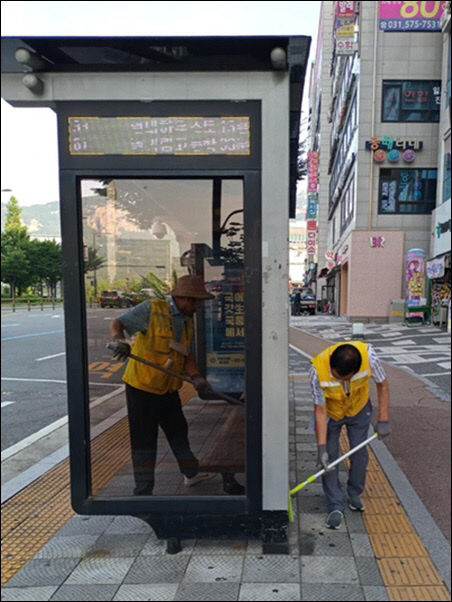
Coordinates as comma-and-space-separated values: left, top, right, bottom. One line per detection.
379, 169, 437, 214
340, 176, 355, 233
443, 136, 451, 203
382, 80, 441, 122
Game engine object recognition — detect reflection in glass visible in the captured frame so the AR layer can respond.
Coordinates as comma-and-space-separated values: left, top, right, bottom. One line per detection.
81, 178, 245, 498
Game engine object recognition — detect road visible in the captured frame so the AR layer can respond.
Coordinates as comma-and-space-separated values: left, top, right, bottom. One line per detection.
1, 306, 125, 452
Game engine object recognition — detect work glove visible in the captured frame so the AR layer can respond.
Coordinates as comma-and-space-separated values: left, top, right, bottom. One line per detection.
191, 374, 214, 399
316, 444, 331, 472
111, 338, 131, 361
375, 421, 391, 439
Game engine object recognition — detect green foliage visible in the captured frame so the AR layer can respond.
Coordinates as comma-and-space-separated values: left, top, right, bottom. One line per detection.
84, 246, 107, 273
140, 272, 170, 299
1, 196, 63, 298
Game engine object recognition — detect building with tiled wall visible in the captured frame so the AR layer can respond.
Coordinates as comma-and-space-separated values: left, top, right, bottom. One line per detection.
310, 1, 446, 320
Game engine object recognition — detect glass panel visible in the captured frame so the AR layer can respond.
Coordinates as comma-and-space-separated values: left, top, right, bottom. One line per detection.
81, 178, 245, 498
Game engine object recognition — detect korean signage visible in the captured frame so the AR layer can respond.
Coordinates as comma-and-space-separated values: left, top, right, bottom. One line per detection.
379, 1, 446, 32
306, 220, 317, 256
68, 116, 250, 156
370, 236, 386, 248
307, 151, 319, 193
406, 248, 426, 307
205, 269, 245, 393
307, 193, 318, 219
336, 1, 356, 55
365, 136, 423, 163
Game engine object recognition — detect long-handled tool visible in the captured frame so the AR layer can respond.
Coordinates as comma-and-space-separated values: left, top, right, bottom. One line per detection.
288, 432, 378, 522
106, 342, 243, 406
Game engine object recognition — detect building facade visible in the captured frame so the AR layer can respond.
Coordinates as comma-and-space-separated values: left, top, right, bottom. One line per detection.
310, 0, 448, 321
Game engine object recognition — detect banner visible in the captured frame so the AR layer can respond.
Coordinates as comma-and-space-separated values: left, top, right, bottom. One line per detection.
379, 1, 446, 32
307, 151, 319, 193
406, 248, 426, 307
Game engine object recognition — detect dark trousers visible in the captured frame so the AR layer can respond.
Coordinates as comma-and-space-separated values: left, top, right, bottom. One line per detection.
322, 400, 372, 513
125, 384, 199, 495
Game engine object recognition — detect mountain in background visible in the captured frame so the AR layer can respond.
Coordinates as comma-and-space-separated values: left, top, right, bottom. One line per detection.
1, 201, 61, 240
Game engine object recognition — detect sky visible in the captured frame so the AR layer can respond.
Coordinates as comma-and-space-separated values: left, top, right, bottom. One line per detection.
1, 1, 321, 207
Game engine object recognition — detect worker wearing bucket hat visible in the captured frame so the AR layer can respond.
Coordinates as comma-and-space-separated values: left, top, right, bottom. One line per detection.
109, 274, 215, 496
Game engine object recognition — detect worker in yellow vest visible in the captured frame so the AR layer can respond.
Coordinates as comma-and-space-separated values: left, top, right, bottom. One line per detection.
310, 341, 391, 529
109, 275, 215, 496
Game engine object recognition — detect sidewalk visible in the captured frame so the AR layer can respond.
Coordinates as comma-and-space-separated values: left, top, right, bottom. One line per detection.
1, 319, 451, 601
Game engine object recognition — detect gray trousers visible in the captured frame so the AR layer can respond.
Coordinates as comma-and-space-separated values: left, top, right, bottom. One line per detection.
322, 400, 372, 513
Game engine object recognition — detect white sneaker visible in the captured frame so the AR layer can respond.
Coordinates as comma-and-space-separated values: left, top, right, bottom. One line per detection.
184, 472, 215, 487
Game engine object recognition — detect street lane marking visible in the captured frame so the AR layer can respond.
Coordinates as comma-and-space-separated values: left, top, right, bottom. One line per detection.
35, 352, 66, 362
419, 372, 451, 377
1, 385, 125, 461
1, 402, 15, 408
289, 343, 313, 360
1, 330, 64, 341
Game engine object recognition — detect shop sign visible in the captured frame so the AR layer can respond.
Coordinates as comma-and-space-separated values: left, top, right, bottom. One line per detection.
307, 193, 318, 219
307, 151, 319, 193
406, 248, 427, 307
427, 256, 445, 279
432, 198, 451, 257
325, 250, 336, 270
379, 1, 446, 32
370, 236, 386, 248
306, 220, 317, 255
366, 136, 423, 163
337, 1, 355, 17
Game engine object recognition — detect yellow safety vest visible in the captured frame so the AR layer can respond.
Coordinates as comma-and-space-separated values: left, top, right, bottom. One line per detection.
311, 341, 372, 421
123, 298, 194, 394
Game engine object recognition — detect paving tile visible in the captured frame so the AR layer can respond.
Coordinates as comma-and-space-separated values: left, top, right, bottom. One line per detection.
55, 516, 114, 537
0, 586, 58, 601
193, 539, 247, 555
239, 583, 300, 601
104, 516, 152, 535
301, 556, 360, 584
140, 536, 195, 556
363, 585, 389, 601
87, 533, 149, 558
183, 555, 244, 583
35, 535, 100, 559
344, 510, 367, 533
113, 584, 179, 601
125, 556, 190, 584
65, 557, 134, 585
300, 532, 353, 556
297, 495, 327, 514
5, 559, 80, 588
242, 555, 299, 583
350, 533, 374, 557
299, 512, 330, 534
301, 583, 365, 600
50, 584, 119, 600
355, 557, 384, 586
175, 582, 240, 601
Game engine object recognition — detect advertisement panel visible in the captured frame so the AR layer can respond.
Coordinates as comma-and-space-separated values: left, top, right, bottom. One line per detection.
379, 1, 446, 32
406, 248, 427, 307
307, 151, 319, 193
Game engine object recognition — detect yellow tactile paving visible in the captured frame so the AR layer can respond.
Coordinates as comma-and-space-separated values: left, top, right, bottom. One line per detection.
1, 417, 131, 586
339, 430, 450, 600
387, 586, 452, 601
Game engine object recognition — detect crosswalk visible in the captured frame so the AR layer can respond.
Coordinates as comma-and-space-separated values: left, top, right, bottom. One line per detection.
291, 316, 451, 402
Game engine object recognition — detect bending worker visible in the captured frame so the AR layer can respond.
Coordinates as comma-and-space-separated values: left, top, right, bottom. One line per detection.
310, 341, 391, 529
109, 275, 215, 496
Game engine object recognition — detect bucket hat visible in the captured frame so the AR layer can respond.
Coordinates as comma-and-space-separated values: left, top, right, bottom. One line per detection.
170, 275, 215, 300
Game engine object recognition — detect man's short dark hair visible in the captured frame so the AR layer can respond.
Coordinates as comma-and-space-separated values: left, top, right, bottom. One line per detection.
330, 344, 362, 377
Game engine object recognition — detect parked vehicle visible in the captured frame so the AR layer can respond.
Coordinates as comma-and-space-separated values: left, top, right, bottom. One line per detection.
99, 290, 131, 308
300, 288, 316, 316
